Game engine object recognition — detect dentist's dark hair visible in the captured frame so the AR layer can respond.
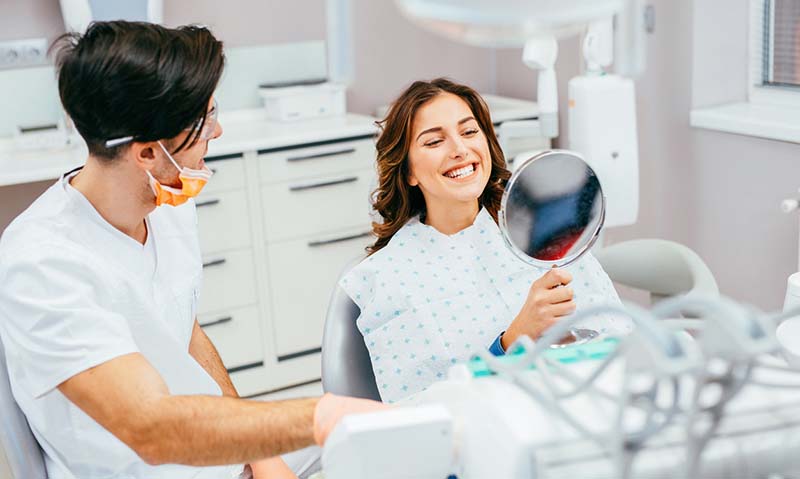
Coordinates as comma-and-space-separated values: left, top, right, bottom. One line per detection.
51, 21, 225, 160
368, 78, 511, 255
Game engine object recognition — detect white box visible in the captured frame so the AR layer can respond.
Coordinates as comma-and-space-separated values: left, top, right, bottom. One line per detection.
568, 74, 639, 228
258, 82, 346, 122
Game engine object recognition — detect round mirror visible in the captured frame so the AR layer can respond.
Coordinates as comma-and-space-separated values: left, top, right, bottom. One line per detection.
499, 149, 606, 345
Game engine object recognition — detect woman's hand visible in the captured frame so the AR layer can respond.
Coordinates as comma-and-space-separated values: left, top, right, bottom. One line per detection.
501, 268, 576, 350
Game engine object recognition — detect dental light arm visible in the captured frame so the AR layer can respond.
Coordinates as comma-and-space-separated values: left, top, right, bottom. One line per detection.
522, 36, 559, 138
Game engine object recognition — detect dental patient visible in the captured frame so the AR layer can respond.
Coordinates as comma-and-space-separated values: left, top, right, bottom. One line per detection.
340, 78, 632, 403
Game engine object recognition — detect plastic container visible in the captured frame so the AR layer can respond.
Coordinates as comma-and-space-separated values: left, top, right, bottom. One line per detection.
258, 82, 346, 122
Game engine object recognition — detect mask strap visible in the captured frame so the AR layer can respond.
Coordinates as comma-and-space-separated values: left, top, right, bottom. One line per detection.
157, 141, 183, 172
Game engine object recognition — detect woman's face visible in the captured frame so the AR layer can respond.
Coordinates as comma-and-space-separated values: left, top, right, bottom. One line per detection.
407, 92, 492, 210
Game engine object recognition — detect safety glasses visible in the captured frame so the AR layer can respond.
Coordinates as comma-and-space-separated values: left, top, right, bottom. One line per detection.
104, 99, 219, 148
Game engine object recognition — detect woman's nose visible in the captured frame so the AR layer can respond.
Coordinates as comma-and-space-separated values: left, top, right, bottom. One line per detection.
449, 137, 469, 159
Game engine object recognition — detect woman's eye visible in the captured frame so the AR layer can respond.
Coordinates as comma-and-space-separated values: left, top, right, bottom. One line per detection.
424, 139, 443, 147
463, 129, 479, 136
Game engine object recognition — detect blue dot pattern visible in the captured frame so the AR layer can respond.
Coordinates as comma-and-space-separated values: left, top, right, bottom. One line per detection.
339, 208, 632, 403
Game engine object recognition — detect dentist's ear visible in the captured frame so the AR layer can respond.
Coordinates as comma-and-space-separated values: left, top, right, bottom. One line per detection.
131, 142, 157, 171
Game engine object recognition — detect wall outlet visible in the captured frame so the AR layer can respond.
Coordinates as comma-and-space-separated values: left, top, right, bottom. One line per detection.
0, 38, 49, 70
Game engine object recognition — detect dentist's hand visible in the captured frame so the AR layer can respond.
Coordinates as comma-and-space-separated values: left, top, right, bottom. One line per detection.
313, 393, 390, 445
501, 268, 576, 350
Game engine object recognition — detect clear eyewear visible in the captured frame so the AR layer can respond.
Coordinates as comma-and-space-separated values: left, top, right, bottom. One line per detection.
104, 99, 218, 148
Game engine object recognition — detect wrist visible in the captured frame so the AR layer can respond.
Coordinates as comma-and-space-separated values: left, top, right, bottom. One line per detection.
501, 327, 517, 351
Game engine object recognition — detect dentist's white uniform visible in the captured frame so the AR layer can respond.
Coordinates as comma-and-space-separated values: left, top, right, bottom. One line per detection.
0, 170, 244, 479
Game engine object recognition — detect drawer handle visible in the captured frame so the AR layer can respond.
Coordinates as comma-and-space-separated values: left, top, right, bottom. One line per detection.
199, 316, 233, 328
287, 147, 356, 163
289, 176, 358, 192
202, 258, 227, 268
195, 198, 221, 208
308, 231, 372, 248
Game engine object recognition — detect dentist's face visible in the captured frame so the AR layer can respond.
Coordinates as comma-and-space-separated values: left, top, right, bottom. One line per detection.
407, 92, 492, 209
152, 97, 223, 189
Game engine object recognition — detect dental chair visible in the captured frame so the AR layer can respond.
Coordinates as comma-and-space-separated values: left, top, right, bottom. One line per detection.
321, 239, 718, 400
321, 258, 381, 401
593, 238, 719, 302
0, 337, 47, 478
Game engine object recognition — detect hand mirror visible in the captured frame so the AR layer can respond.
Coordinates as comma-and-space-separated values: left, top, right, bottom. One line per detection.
499, 149, 606, 346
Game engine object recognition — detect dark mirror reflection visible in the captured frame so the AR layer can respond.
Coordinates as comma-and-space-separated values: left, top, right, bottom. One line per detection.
504, 151, 604, 266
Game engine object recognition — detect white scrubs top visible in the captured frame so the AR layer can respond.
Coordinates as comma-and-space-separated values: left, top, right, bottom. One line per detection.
340, 208, 633, 403
0, 170, 244, 479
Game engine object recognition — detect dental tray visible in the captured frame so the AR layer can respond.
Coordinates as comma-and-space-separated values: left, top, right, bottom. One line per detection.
467, 337, 619, 378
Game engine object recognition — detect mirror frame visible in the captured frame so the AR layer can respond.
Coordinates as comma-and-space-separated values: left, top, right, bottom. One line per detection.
498, 149, 607, 268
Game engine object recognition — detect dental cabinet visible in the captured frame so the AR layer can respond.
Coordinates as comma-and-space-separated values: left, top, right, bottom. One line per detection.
0, 96, 549, 396
193, 110, 379, 396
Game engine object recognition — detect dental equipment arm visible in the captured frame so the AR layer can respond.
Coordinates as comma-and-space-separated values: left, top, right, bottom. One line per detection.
522, 36, 559, 138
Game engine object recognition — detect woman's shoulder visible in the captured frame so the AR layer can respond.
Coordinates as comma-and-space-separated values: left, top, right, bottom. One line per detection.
339, 219, 424, 305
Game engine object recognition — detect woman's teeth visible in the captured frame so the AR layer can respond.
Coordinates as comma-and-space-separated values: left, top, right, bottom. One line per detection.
444, 164, 475, 179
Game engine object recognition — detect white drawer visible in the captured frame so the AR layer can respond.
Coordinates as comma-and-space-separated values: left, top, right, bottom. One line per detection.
261, 168, 375, 243
203, 154, 246, 194
198, 248, 259, 315
258, 138, 375, 184
196, 189, 252, 255
198, 305, 263, 369
267, 228, 373, 357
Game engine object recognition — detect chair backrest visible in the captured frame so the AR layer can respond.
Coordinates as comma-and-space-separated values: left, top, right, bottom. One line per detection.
0, 337, 47, 478
593, 238, 719, 304
321, 260, 381, 401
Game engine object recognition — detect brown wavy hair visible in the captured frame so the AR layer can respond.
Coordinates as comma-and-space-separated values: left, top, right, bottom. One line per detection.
368, 78, 511, 255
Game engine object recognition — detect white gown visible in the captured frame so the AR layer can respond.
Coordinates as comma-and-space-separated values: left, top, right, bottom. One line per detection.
340, 208, 633, 403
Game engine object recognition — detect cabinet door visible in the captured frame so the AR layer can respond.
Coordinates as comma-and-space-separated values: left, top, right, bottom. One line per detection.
198, 248, 259, 315
261, 168, 375, 243
198, 305, 263, 369
196, 189, 253, 255
258, 139, 375, 184
266, 229, 373, 358
203, 156, 246, 194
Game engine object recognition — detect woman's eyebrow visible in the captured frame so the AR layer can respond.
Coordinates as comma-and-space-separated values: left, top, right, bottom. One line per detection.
416, 117, 477, 141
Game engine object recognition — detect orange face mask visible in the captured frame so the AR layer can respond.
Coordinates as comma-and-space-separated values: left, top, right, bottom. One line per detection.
149, 141, 213, 207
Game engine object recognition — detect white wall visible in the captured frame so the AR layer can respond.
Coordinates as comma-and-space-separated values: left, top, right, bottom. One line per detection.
689, 0, 800, 310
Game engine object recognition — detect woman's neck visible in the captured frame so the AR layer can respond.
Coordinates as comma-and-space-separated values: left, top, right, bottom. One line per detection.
423, 200, 480, 236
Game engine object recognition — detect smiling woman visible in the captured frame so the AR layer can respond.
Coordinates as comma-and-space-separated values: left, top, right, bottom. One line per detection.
338, 78, 631, 403
368, 78, 510, 252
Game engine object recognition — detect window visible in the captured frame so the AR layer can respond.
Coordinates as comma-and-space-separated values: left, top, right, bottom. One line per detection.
690, 0, 800, 143
749, 0, 800, 106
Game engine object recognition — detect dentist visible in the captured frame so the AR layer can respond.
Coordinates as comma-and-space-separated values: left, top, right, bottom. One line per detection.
0, 21, 381, 479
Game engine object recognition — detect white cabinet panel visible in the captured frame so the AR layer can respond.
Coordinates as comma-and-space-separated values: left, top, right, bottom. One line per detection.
198, 305, 263, 369
203, 156, 246, 194
267, 229, 372, 357
261, 168, 374, 243
258, 139, 375, 184
198, 248, 258, 315
196, 189, 252, 255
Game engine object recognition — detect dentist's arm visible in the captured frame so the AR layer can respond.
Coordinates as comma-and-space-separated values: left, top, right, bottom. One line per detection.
57, 353, 384, 466
188, 319, 238, 397
188, 320, 297, 478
